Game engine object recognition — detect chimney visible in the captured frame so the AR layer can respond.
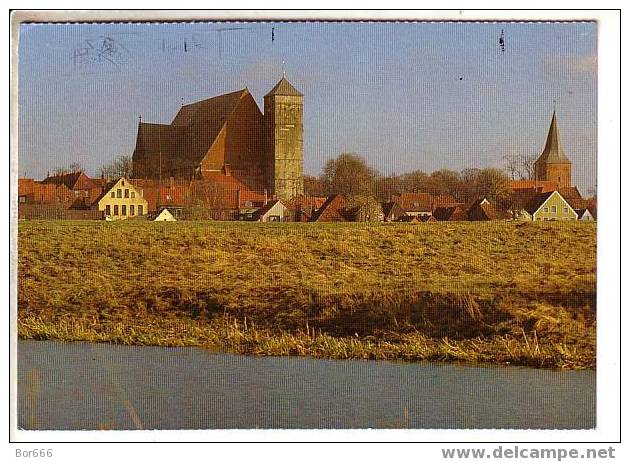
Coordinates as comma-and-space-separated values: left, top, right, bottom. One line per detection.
223, 164, 231, 176
170, 176, 175, 188
264, 189, 268, 205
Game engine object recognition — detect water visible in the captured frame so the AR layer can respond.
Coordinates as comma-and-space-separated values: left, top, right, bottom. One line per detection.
17, 340, 595, 430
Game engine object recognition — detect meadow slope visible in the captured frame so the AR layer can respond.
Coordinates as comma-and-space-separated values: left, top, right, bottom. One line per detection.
17, 220, 596, 369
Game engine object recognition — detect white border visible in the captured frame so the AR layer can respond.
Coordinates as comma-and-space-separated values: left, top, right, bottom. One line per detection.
6, 8, 621, 446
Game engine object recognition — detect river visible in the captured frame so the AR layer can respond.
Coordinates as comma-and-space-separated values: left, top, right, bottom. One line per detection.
17, 340, 595, 430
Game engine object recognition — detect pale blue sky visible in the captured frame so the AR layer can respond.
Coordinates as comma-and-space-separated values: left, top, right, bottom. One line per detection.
18, 21, 597, 192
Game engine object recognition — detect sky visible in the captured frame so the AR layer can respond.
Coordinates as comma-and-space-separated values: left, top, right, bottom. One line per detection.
18, 21, 597, 193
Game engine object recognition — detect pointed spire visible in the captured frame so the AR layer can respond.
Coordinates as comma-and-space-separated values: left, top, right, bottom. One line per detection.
538, 110, 571, 164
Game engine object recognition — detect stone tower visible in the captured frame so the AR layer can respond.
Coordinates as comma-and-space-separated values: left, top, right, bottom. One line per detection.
264, 76, 304, 200
534, 110, 572, 188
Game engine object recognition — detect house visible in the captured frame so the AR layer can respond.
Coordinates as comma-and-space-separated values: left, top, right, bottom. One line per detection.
251, 199, 290, 222
575, 209, 595, 221
512, 190, 577, 221
391, 192, 433, 216
391, 192, 463, 217
433, 205, 467, 221
310, 194, 352, 222
153, 208, 177, 222
40, 171, 102, 208
466, 198, 510, 221
382, 201, 407, 222
287, 195, 327, 222
418, 215, 437, 223
92, 177, 149, 220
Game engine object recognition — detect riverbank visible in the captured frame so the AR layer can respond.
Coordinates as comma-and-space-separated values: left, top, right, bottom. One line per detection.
17, 220, 596, 369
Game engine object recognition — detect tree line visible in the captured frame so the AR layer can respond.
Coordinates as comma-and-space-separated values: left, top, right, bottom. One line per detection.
305, 152, 516, 204
54, 152, 524, 206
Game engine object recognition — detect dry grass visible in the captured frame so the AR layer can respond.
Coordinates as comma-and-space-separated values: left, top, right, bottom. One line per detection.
17, 220, 596, 369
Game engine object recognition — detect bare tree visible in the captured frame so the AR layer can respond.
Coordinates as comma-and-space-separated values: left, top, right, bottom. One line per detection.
502, 154, 537, 180
98, 155, 133, 179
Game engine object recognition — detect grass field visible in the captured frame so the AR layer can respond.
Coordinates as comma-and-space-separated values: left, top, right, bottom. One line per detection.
17, 220, 596, 369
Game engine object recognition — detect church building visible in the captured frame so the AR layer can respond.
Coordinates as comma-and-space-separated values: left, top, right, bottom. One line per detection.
132, 77, 304, 201
533, 110, 572, 188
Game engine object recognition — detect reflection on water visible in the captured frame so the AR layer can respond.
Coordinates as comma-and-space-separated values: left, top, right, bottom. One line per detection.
18, 340, 595, 430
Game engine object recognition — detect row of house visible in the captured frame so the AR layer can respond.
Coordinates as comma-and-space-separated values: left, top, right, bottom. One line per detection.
18, 171, 596, 223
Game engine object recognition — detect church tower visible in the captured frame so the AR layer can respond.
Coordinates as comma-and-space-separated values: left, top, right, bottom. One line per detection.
264, 76, 304, 200
534, 110, 572, 188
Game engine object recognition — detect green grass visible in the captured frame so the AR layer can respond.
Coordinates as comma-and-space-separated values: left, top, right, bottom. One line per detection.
17, 220, 596, 369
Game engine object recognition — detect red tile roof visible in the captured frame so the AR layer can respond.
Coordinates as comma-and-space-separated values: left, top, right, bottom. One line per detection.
310, 194, 351, 222
507, 179, 559, 193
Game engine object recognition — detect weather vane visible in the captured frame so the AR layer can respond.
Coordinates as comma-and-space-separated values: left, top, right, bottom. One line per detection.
282, 60, 286, 78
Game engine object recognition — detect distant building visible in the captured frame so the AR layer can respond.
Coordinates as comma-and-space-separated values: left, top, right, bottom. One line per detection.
310, 194, 352, 222
251, 199, 291, 222
575, 208, 595, 221
92, 177, 148, 220
391, 192, 462, 217
433, 205, 467, 221
466, 198, 510, 221
382, 201, 407, 222
132, 77, 304, 201
511, 190, 577, 221
533, 111, 572, 188
40, 171, 103, 208
153, 208, 177, 222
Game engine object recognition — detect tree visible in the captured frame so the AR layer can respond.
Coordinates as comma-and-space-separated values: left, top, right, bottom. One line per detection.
502, 154, 537, 180
473, 168, 511, 202
68, 162, 84, 173
375, 175, 403, 201
320, 153, 378, 197
346, 195, 383, 222
424, 169, 462, 196
303, 175, 325, 197
51, 161, 83, 176
98, 155, 133, 179
399, 170, 429, 193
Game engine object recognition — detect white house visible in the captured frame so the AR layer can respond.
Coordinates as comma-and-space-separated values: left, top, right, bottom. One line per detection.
252, 200, 290, 222
153, 208, 177, 222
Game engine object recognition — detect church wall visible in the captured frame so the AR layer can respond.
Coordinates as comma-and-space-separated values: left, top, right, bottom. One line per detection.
264, 94, 304, 200
545, 163, 572, 189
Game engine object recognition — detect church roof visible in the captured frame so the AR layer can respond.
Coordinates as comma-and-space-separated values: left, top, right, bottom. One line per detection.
264, 77, 303, 97
171, 88, 248, 126
537, 111, 571, 165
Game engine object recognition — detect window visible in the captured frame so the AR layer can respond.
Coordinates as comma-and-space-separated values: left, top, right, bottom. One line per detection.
83, 190, 89, 197
564, 207, 569, 214
114, 205, 119, 215
106, 205, 111, 216
543, 207, 549, 212
117, 189, 122, 198
131, 192, 135, 198
18, 196, 26, 203
138, 205, 143, 216
551, 205, 557, 213
130, 205, 135, 216
122, 205, 127, 216
124, 189, 129, 198
122, 180, 125, 186
111, 192, 115, 198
